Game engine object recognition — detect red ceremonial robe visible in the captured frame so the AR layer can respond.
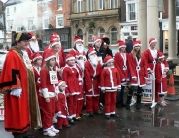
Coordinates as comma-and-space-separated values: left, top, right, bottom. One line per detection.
0, 49, 30, 133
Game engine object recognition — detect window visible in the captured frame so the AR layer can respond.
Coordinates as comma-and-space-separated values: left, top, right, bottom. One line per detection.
58, 0, 62, 10
44, 2, 48, 12
98, 28, 105, 38
56, 15, 64, 28
127, 3, 136, 21
110, 0, 117, 9
77, 0, 83, 13
98, 0, 104, 10
28, 19, 33, 31
43, 18, 49, 29
176, 0, 179, 16
7, 20, 13, 32
87, 0, 94, 11
14, 7, 16, 13
7, 8, 9, 15
77, 29, 83, 39
110, 28, 117, 45
16, 24, 22, 32
88, 29, 94, 44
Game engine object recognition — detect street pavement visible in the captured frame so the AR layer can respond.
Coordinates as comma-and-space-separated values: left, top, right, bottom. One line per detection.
1, 100, 179, 138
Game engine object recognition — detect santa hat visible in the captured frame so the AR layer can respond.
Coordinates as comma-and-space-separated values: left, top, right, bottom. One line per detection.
27, 32, 36, 40
50, 40, 60, 48
133, 40, 142, 48
44, 50, 56, 62
65, 54, 76, 62
31, 52, 42, 62
50, 32, 60, 43
104, 55, 114, 65
117, 40, 126, 49
93, 37, 102, 45
157, 51, 165, 59
88, 45, 96, 57
149, 38, 157, 45
57, 80, 66, 87
52, 32, 60, 38
102, 37, 110, 45
74, 36, 83, 44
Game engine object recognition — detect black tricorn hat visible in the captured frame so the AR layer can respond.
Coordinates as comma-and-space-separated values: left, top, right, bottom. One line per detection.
14, 32, 32, 42
102, 37, 110, 45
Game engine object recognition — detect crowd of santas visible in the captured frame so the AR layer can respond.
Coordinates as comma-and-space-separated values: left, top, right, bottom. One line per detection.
26, 32, 169, 137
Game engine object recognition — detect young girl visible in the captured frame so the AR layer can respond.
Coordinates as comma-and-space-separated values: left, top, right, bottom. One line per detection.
100, 55, 121, 119
55, 80, 71, 129
127, 40, 148, 110
40, 50, 59, 137
155, 52, 168, 106
31, 52, 42, 107
62, 54, 80, 124
114, 40, 129, 108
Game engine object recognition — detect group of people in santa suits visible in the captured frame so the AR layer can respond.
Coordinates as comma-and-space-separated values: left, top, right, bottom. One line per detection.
26, 31, 168, 137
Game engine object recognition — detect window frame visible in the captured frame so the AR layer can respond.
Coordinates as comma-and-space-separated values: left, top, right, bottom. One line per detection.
7, 20, 13, 32
28, 19, 34, 31
126, 1, 137, 22
7, 7, 9, 15
77, 29, 83, 39
87, 0, 94, 11
98, 28, 105, 38
58, 0, 62, 10
87, 29, 94, 44
43, 17, 49, 29
77, 0, 83, 13
44, 2, 48, 12
56, 14, 64, 28
110, 0, 118, 9
110, 27, 118, 45
98, 0, 104, 10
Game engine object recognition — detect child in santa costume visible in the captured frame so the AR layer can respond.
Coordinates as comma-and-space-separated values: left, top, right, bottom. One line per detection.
126, 40, 148, 110
84, 46, 103, 117
143, 38, 169, 102
40, 50, 60, 137
62, 54, 81, 124
155, 52, 168, 106
75, 52, 86, 120
31, 52, 43, 107
100, 55, 121, 119
55, 80, 71, 130
114, 40, 129, 108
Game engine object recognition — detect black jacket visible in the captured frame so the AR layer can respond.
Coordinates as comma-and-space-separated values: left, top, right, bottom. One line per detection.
126, 40, 133, 53
105, 47, 113, 57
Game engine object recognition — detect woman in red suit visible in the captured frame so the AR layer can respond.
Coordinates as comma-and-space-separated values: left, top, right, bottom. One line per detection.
126, 40, 148, 110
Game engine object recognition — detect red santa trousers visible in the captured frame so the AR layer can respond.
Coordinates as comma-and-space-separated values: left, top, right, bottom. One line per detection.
41, 97, 55, 129
57, 106, 69, 127
67, 95, 78, 119
76, 99, 84, 117
104, 92, 117, 115
86, 96, 100, 113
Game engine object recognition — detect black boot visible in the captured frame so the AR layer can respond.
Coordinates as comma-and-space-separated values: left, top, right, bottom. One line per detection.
126, 96, 132, 110
136, 94, 142, 109
12, 132, 23, 138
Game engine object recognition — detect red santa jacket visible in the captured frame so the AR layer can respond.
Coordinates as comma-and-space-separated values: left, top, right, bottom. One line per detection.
84, 60, 102, 96
100, 67, 121, 92
62, 64, 80, 95
40, 67, 59, 98
143, 49, 169, 71
155, 62, 168, 94
33, 67, 41, 93
26, 47, 33, 59
114, 52, 129, 85
68, 48, 86, 56
128, 53, 148, 87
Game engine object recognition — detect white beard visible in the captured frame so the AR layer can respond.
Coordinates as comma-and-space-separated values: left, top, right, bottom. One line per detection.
89, 55, 98, 67
76, 44, 84, 54
29, 41, 39, 52
77, 60, 84, 71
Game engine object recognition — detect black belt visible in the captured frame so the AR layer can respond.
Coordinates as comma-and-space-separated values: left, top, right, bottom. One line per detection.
91, 76, 99, 79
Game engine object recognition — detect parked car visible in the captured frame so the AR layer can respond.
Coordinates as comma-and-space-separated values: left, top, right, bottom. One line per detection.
0, 50, 8, 73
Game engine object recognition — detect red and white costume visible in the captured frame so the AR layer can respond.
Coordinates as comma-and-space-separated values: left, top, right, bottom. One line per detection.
55, 80, 70, 128
62, 54, 80, 119
114, 40, 129, 86
40, 50, 58, 132
155, 52, 168, 95
84, 47, 102, 113
128, 41, 148, 87
100, 56, 121, 115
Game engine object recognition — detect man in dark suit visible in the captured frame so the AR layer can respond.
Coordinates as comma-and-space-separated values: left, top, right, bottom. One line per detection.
102, 37, 113, 57
126, 36, 133, 53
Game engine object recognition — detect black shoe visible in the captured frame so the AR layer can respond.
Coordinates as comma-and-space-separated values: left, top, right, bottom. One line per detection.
105, 115, 110, 119
68, 119, 75, 125
94, 110, 102, 115
136, 103, 141, 109
73, 117, 81, 121
126, 104, 130, 110
110, 114, 119, 117
23, 135, 35, 138
121, 102, 126, 107
89, 112, 94, 117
